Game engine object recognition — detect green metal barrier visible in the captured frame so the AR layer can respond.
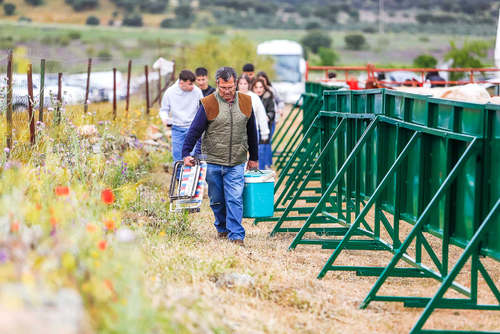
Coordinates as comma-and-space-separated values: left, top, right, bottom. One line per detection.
272, 82, 344, 173
271, 88, 500, 333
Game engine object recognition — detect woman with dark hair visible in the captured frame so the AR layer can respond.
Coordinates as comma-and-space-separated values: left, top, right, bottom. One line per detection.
252, 78, 275, 170
237, 74, 270, 143
256, 71, 285, 118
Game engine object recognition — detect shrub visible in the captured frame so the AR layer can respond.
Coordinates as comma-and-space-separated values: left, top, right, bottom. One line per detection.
318, 47, 339, 66
97, 49, 112, 60
413, 54, 438, 68
348, 9, 360, 22
122, 14, 143, 27
3, 3, 15, 16
418, 36, 430, 42
68, 31, 82, 40
59, 36, 71, 47
344, 33, 366, 50
301, 30, 332, 54
208, 25, 226, 36
305, 21, 322, 30
18, 16, 32, 22
139, 0, 168, 13
67, 0, 99, 11
175, 5, 193, 20
25, 0, 43, 5
416, 13, 433, 24
361, 26, 376, 34
445, 40, 490, 80
86, 15, 100, 25
160, 18, 173, 28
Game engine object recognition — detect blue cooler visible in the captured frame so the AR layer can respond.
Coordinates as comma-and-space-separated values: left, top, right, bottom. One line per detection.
242, 170, 275, 218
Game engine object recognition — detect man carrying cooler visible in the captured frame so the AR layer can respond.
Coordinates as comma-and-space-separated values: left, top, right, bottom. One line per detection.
182, 67, 259, 245
159, 70, 203, 164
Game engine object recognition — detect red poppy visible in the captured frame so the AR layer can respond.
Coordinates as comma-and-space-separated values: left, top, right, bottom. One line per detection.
11, 221, 19, 232
101, 189, 115, 205
86, 223, 98, 233
104, 219, 115, 230
98, 240, 107, 251
103, 279, 114, 291
50, 217, 58, 227
55, 186, 70, 197
36, 204, 42, 210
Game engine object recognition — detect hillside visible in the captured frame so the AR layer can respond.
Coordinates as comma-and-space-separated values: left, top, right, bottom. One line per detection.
1, 0, 498, 35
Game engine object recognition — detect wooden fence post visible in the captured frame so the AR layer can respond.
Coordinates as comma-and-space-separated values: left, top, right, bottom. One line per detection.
84, 58, 92, 113
157, 68, 162, 106
27, 64, 35, 145
126, 59, 131, 113
145, 65, 150, 114
113, 67, 117, 120
56, 72, 62, 124
39, 58, 45, 123
6, 50, 13, 152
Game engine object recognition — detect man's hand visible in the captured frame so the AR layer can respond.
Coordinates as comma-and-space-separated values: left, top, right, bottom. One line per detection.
183, 156, 195, 167
247, 160, 259, 171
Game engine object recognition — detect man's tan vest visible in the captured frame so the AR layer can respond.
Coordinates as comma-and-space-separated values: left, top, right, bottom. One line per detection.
200, 91, 252, 166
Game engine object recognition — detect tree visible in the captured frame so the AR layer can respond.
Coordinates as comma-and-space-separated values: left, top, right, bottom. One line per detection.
415, 13, 433, 24
301, 30, 332, 54
185, 36, 275, 86
348, 9, 360, 22
318, 47, 339, 66
160, 18, 173, 28
344, 33, 366, 51
86, 15, 100, 25
305, 21, 322, 30
441, 0, 454, 12
3, 3, 15, 16
444, 40, 490, 80
413, 54, 438, 68
175, 5, 192, 20
122, 14, 143, 27
25, 0, 43, 5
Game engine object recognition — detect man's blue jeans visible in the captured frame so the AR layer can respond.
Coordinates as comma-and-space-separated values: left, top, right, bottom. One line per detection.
171, 125, 190, 163
206, 163, 245, 241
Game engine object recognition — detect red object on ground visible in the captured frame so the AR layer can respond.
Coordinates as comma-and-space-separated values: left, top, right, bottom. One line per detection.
101, 189, 115, 205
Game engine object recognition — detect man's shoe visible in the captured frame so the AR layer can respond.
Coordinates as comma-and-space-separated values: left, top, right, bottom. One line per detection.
231, 239, 244, 246
217, 232, 228, 239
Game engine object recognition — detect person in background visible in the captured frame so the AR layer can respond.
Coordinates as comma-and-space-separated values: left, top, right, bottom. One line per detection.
256, 71, 285, 118
237, 74, 270, 144
426, 71, 446, 88
159, 69, 203, 164
346, 75, 359, 90
242, 63, 255, 83
328, 71, 337, 80
182, 67, 259, 245
195, 67, 216, 97
252, 78, 275, 170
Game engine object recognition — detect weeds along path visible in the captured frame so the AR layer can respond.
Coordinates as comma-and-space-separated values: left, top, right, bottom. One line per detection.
141, 168, 500, 334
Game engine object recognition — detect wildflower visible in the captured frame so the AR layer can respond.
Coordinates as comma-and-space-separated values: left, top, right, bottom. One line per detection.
98, 240, 107, 251
55, 186, 70, 197
47, 107, 54, 111
104, 219, 115, 230
159, 231, 166, 237
4, 147, 9, 153
104, 279, 113, 291
86, 223, 98, 233
101, 189, 115, 205
11, 221, 19, 232
50, 217, 58, 227
35, 204, 42, 210
86, 99, 91, 104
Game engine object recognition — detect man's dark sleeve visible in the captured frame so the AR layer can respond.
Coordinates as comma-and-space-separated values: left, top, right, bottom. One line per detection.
247, 108, 259, 161
182, 104, 208, 158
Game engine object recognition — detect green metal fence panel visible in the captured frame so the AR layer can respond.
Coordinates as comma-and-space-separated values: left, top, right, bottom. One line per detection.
273, 88, 500, 333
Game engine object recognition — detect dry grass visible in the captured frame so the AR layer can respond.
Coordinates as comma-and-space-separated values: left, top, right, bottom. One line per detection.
139, 167, 500, 334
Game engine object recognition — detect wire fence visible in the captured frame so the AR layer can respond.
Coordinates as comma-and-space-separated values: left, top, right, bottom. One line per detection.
0, 49, 176, 155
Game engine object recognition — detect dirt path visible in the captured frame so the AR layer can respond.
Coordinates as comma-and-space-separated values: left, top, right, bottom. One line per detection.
142, 169, 500, 334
